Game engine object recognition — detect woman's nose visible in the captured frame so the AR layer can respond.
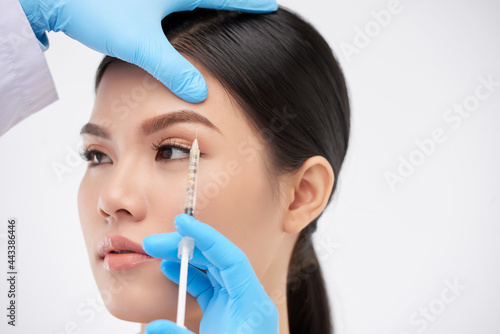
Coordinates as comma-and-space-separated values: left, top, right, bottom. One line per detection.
97, 161, 148, 223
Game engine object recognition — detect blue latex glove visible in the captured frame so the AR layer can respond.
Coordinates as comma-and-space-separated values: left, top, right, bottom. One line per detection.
142, 213, 279, 334
18, 0, 278, 103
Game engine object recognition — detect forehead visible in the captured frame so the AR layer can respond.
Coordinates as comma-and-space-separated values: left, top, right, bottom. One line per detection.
90, 60, 249, 140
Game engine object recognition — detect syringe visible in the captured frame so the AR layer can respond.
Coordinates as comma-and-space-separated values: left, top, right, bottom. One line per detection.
176, 136, 199, 329
184, 136, 199, 217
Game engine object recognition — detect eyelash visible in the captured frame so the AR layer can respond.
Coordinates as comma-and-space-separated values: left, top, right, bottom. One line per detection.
79, 137, 197, 167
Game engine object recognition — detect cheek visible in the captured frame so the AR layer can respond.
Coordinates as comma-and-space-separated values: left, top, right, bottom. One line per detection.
147, 170, 187, 231
77, 174, 107, 291
77, 174, 91, 217
195, 158, 281, 278
77, 175, 98, 248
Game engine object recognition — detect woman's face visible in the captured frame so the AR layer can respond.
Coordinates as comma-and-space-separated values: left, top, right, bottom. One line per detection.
77, 60, 286, 323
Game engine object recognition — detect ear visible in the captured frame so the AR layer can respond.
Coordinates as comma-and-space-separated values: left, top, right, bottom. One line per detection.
283, 156, 335, 235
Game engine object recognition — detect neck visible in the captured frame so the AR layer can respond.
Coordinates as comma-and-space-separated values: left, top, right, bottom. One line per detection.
260, 244, 291, 334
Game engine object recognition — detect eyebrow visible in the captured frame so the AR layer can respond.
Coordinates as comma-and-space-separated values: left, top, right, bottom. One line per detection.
80, 109, 223, 139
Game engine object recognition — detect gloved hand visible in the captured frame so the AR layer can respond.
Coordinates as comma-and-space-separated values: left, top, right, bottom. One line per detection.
142, 213, 279, 334
18, 0, 278, 103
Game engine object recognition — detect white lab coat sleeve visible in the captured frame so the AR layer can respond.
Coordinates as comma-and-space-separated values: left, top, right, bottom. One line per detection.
0, 0, 58, 138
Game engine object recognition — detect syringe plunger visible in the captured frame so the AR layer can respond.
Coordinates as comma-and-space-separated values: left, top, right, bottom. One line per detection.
178, 236, 195, 261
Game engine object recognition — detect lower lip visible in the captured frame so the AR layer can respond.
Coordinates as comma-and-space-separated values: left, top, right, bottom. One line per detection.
102, 253, 155, 271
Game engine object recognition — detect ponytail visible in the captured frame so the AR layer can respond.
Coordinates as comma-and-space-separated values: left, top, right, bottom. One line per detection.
287, 219, 333, 334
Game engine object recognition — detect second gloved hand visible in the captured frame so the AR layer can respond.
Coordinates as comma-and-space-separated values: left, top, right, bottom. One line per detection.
142, 213, 279, 334
18, 0, 278, 103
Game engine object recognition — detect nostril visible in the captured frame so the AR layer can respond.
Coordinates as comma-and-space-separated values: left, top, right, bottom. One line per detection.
98, 207, 109, 218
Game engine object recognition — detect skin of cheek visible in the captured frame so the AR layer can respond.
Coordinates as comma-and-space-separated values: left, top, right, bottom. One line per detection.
77, 165, 203, 324
193, 145, 284, 281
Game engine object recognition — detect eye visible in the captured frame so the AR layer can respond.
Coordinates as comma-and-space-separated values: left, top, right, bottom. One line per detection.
152, 142, 191, 161
79, 146, 112, 167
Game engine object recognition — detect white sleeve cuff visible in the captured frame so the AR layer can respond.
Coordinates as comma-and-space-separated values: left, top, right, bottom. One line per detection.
0, 0, 58, 138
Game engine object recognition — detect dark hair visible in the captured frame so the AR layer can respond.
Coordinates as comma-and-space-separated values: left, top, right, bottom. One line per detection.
95, 7, 350, 334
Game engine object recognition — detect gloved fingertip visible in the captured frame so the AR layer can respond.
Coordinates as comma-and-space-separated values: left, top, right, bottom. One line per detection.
160, 259, 181, 279
174, 72, 208, 103
142, 234, 162, 253
175, 213, 197, 228
245, 0, 278, 13
161, 258, 180, 269
145, 319, 171, 333
267, 0, 279, 11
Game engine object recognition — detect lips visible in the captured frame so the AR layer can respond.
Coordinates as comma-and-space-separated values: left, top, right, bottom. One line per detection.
97, 235, 154, 271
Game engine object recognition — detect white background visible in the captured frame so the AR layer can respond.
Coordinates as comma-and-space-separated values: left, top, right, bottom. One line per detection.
1, 0, 499, 333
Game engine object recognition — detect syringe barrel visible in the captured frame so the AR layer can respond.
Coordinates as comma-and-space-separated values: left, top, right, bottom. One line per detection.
184, 139, 200, 216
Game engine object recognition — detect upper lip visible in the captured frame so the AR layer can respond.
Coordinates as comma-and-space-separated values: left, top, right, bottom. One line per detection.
97, 234, 150, 258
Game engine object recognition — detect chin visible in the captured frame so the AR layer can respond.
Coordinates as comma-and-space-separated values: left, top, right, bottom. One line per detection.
104, 285, 178, 322
92, 259, 181, 322
103, 284, 202, 323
